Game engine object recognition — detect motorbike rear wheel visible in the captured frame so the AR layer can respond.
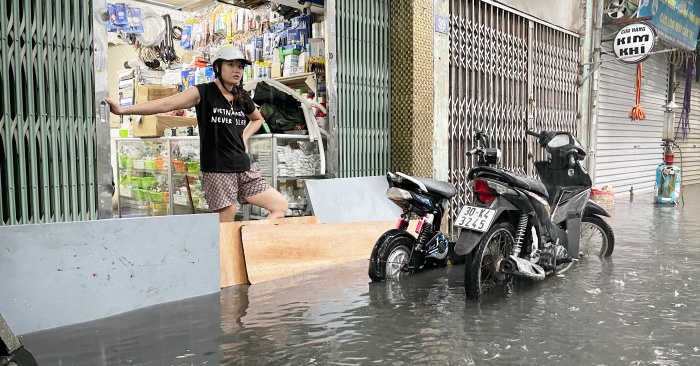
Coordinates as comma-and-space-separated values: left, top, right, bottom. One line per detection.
368, 235, 419, 282
465, 221, 515, 299
579, 215, 615, 258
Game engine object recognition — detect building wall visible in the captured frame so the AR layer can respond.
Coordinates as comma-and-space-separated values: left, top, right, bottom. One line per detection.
390, 0, 435, 178
495, 0, 582, 32
391, 0, 415, 175
391, 0, 581, 179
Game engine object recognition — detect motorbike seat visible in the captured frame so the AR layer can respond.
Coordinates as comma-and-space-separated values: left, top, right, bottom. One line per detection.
469, 166, 548, 198
396, 172, 457, 199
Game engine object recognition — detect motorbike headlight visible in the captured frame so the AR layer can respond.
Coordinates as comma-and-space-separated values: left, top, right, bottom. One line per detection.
548, 134, 570, 148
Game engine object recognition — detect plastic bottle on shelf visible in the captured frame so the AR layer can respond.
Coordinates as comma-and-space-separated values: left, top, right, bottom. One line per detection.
195, 68, 206, 85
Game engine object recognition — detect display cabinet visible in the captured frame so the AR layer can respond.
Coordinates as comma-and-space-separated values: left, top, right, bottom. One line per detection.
248, 133, 326, 219
116, 138, 172, 217
115, 135, 324, 219
115, 137, 212, 218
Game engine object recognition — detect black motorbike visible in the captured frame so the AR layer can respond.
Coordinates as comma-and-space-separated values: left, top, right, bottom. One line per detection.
456, 130, 615, 299
368, 172, 458, 281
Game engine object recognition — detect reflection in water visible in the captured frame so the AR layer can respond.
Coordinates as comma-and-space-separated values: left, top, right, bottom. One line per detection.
19, 186, 700, 365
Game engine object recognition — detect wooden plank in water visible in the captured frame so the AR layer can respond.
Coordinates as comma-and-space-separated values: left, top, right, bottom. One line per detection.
219, 216, 320, 288
241, 220, 419, 284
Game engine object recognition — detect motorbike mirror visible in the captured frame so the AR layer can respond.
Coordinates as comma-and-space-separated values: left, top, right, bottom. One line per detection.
475, 132, 490, 147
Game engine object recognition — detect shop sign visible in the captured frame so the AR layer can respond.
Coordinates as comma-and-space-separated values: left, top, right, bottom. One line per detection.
613, 23, 657, 63
638, 0, 700, 52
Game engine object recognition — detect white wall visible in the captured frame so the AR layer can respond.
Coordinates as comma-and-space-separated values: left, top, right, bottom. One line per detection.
495, 0, 582, 32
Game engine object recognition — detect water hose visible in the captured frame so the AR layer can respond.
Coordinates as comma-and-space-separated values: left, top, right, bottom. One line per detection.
672, 141, 685, 206
629, 62, 646, 121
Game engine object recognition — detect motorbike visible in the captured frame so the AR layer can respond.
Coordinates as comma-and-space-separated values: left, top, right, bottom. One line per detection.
455, 130, 615, 299
368, 172, 459, 281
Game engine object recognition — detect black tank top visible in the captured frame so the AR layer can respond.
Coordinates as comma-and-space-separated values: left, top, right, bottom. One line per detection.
195, 82, 256, 172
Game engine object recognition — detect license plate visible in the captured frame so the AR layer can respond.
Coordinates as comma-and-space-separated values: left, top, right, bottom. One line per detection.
455, 205, 496, 232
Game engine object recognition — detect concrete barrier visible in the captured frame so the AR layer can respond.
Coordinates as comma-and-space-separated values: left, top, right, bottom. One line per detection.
0, 214, 220, 335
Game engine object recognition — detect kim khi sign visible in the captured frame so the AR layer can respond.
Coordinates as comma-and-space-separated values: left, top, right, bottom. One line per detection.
613, 23, 657, 63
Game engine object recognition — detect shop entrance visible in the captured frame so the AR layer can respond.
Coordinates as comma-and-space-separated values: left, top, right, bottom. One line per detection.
447, 0, 580, 227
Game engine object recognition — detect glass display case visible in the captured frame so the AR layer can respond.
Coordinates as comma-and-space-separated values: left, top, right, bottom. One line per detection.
115, 137, 211, 218
115, 134, 325, 219
116, 138, 172, 218
248, 133, 326, 219
169, 137, 210, 215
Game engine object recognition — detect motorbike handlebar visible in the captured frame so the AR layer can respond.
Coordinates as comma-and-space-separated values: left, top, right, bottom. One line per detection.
526, 130, 541, 139
466, 147, 481, 157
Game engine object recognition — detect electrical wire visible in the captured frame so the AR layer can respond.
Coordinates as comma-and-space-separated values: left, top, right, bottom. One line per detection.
629, 62, 646, 121
670, 50, 686, 69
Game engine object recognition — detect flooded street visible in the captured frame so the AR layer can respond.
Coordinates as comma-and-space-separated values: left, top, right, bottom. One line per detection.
20, 185, 700, 365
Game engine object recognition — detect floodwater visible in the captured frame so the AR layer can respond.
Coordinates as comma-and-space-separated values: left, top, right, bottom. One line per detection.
19, 185, 700, 365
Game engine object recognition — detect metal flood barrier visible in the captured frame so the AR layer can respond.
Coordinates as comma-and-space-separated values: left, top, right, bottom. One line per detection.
0, 1, 96, 225
336, 0, 392, 178
448, 0, 579, 226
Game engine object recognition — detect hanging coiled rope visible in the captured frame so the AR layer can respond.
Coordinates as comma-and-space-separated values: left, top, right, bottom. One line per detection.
675, 55, 695, 140
629, 62, 646, 121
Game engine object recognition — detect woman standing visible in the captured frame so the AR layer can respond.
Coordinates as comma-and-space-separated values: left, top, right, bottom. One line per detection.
106, 46, 288, 222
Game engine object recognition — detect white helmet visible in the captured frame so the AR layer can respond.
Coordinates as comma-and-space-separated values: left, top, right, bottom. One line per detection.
211, 45, 251, 65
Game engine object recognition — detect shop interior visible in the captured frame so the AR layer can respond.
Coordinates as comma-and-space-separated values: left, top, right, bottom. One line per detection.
108, 0, 328, 220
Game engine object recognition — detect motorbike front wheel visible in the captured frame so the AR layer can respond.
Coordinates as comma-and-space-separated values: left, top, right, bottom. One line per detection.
579, 215, 615, 258
465, 221, 515, 299
368, 235, 420, 282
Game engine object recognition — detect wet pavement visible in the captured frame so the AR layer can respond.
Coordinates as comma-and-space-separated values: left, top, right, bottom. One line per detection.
18, 185, 700, 365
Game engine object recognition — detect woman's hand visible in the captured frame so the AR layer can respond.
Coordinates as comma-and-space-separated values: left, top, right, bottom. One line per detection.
105, 98, 124, 115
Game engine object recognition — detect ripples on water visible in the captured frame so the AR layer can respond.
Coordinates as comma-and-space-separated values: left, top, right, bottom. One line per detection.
20, 186, 700, 365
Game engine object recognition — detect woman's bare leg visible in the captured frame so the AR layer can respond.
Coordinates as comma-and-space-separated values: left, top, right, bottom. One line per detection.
244, 188, 289, 219
215, 204, 238, 222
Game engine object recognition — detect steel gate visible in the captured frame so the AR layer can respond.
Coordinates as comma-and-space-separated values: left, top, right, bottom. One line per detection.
448, 0, 579, 228
0, 0, 96, 225
336, 0, 392, 178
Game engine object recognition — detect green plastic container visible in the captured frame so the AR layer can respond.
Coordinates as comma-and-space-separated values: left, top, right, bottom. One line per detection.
138, 177, 156, 189
144, 159, 157, 170
150, 191, 164, 202
186, 161, 200, 173
120, 156, 133, 169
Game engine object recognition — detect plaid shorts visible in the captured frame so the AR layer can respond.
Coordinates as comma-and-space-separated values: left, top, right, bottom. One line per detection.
201, 170, 271, 211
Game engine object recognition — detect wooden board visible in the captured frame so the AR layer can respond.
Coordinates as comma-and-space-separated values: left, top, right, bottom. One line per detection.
241, 220, 419, 284
219, 216, 320, 288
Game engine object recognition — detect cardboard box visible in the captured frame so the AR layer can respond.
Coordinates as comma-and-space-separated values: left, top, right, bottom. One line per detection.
135, 84, 178, 104
133, 115, 197, 138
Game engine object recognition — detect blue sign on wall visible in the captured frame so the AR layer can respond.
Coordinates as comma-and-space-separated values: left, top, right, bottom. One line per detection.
638, 0, 700, 51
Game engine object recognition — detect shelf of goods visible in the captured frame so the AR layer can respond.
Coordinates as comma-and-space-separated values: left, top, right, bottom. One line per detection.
115, 134, 326, 220
116, 137, 213, 218
248, 133, 327, 219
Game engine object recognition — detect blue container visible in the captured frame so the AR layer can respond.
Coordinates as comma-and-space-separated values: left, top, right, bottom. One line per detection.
654, 163, 681, 204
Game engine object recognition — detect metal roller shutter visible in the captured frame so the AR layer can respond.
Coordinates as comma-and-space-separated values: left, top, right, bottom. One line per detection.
674, 72, 700, 186
595, 39, 668, 196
